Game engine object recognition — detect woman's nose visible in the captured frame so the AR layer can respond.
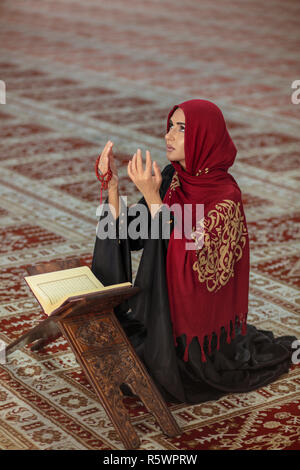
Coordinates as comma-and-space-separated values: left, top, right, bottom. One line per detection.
165, 128, 175, 141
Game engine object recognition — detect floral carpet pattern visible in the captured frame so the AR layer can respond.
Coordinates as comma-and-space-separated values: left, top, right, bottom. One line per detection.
0, 0, 299, 450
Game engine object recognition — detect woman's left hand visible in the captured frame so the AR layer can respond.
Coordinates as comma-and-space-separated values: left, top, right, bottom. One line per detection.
128, 148, 162, 197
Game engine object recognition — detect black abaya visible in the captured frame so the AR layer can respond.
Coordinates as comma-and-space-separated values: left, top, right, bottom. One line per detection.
91, 164, 296, 404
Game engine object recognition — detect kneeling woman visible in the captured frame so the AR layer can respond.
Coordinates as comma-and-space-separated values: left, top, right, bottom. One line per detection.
92, 99, 296, 404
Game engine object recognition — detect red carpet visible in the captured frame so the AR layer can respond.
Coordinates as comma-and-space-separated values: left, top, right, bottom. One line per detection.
0, 0, 299, 450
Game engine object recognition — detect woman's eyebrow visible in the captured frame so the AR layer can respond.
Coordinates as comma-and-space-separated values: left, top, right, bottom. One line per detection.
170, 119, 185, 125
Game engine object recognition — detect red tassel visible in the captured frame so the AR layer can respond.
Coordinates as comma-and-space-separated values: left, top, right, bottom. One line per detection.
197, 335, 206, 362
231, 321, 236, 340
183, 345, 189, 362
183, 334, 193, 362
207, 334, 212, 355
216, 330, 221, 350
172, 328, 178, 348
201, 345, 207, 362
240, 312, 247, 335
226, 322, 231, 344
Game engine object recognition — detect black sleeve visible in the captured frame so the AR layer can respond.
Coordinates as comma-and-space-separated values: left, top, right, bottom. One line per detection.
94, 163, 175, 253
91, 163, 174, 297
122, 163, 175, 251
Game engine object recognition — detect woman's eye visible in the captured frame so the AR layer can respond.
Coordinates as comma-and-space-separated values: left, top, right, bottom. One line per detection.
168, 123, 185, 132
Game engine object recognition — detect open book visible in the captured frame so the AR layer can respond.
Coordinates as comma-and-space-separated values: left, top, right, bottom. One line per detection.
25, 266, 132, 316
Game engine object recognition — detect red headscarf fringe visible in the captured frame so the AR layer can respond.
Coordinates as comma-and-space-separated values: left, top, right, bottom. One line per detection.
181, 313, 248, 363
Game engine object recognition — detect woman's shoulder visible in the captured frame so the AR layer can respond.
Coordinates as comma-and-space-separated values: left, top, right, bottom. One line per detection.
161, 163, 175, 179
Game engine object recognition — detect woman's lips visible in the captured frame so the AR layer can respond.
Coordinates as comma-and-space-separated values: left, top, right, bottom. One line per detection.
167, 145, 175, 152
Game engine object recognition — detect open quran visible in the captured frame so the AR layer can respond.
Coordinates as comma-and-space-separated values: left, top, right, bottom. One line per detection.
25, 266, 131, 316
8, 259, 180, 449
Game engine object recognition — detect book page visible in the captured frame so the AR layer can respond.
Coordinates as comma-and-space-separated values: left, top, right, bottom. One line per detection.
38, 274, 100, 307
25, 266, 131, 316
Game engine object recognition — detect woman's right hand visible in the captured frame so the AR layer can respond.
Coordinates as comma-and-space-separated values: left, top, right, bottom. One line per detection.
98, 140, 119, 191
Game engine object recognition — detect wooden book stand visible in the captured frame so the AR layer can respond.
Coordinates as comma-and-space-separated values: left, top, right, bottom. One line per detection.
6, 258, 181, 449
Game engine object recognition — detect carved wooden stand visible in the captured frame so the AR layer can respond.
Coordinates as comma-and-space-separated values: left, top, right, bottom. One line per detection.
6, 258, 181, 449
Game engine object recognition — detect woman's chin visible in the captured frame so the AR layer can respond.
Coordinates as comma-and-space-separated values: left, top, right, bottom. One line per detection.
166, 152, 175, 162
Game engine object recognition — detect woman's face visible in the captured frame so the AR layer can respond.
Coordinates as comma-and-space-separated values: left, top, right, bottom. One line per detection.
165, 107, 186, 169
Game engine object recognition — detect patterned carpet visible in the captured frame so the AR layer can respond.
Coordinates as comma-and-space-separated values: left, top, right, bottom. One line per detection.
0, 0, 299, 450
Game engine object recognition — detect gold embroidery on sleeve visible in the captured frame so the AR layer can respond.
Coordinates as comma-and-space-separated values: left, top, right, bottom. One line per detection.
192, 199, 248, 292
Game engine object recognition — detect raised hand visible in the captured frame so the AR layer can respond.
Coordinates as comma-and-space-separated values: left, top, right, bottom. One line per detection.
127, 148, 162, 198
98, 140, 119, 191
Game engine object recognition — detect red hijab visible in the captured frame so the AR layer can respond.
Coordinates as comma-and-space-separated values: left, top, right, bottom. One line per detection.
163, 99, 250, 362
